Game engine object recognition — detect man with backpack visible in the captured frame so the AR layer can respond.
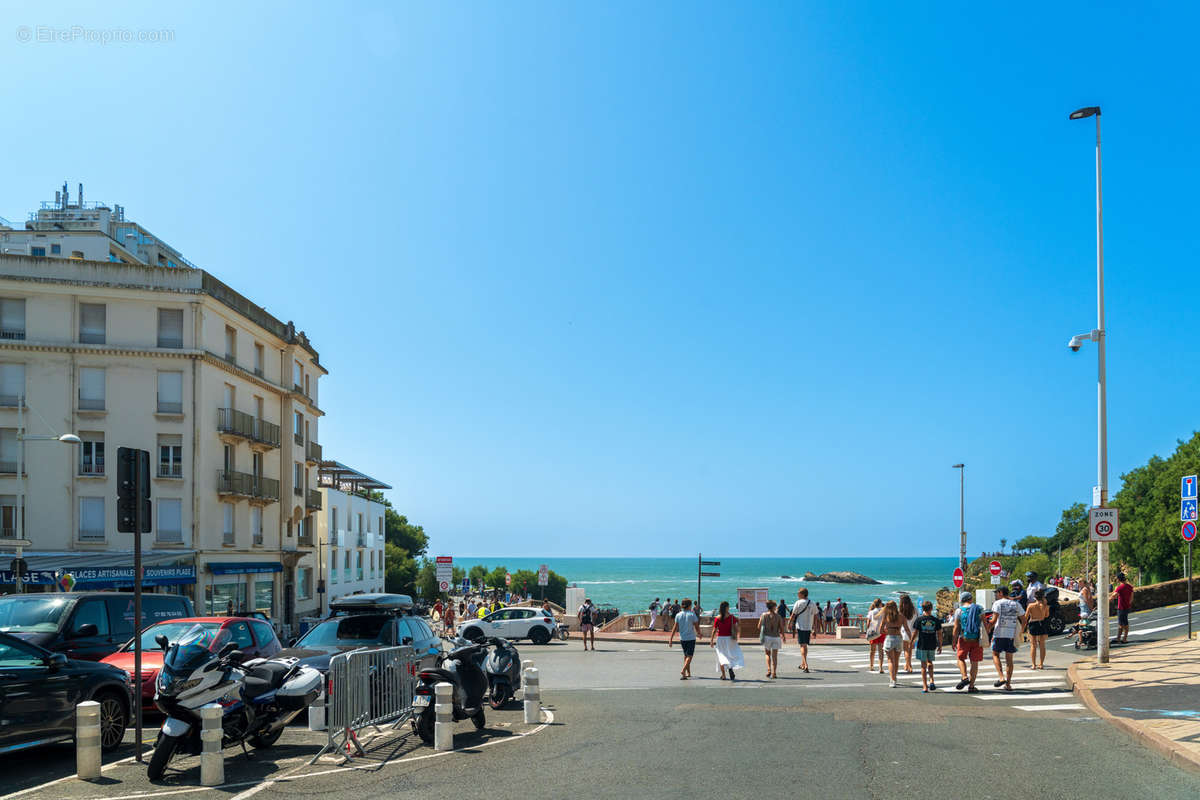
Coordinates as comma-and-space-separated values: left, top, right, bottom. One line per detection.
579, 598, 598, 651
952, 591, 984, 693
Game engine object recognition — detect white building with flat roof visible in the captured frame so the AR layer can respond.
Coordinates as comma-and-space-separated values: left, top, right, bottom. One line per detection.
312, 461, 389, 614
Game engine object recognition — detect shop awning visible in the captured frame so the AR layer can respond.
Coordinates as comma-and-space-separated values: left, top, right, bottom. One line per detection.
207, 561, 283, 575
1, 550, 197, 588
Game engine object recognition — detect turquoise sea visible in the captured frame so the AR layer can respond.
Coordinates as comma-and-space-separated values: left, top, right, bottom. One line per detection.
457, 557, 960, 614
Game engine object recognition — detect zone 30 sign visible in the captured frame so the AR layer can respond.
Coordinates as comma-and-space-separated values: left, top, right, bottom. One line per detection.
1089, 507, 1119, 542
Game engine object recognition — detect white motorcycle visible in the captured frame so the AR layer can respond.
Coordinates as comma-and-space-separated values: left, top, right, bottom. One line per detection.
147, 625, 322, 780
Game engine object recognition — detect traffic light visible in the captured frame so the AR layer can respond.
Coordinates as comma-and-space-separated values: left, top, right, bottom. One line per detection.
117, 447, 151, 533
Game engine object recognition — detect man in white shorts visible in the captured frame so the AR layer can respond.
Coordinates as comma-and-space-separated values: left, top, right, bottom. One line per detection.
789, 587, 816, 672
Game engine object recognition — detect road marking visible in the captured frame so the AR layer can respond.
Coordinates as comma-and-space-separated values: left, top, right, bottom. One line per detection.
972, 691, 1070, 701
1129, 622, 1186, 636
589, 687, 651, 691
1011, 703, 1085, 712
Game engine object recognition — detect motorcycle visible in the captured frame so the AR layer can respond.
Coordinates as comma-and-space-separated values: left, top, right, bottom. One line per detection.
148, 625, 322, 781
556, 621, 569, 641
411, 638, 490, 744
480, 637, 522, 709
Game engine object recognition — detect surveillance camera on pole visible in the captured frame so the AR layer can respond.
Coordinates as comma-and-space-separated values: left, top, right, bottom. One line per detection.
1068, 330, 1099, 353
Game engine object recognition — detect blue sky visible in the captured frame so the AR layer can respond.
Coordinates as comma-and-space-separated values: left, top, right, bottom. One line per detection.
3, 2, 1197, 558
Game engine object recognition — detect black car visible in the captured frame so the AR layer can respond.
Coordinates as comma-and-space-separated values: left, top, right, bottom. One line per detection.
276, 594, 442, 674
0, 632, 131, 754
0, 592, 195, 661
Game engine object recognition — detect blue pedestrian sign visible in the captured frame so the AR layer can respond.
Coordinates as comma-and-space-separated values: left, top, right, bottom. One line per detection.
1183, 499, 1198, 522
1184, 476, 1198, 500
462, 577, 470, 593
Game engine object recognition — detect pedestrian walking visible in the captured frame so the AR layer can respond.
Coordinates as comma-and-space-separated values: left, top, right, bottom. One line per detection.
898, 594, 918, 674
824, 601, 834, 635
865, 599, 885, 674
1079, 581, 1093, 617
648, 598, 661, 630
952, 591, 983, 693
1111, 573, 1134, 644
578, 597, 598, 651
988, 585, 1026, 691
443, 601, 456, 635
878, 600, 911, 688
836, 597, 849, 627
759, 601, 784, 678
788, 588, 816, 672
668, 598, 700, 679
1025, 588, 1049, 669
912, 600, 943, 693
709, 601, 744, 680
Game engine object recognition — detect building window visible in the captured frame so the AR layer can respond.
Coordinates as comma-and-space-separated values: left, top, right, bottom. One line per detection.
156, 371, 183, 414
0, 429, 17, 474
344, 549, 350, 582
251, 506, 263, 545
357, 513, 363, 534
1, 495, 22, 539
78, 367, 105, 411
331, 549, 338, 583
369, 550, 375, 578
50, 243, 61, 255
254, 343, 264, 377
156, 499, 182, 544
298, 567, 312, 600
355, 550, 362, 582
293, 411, 303, 445
157, 308, 184, 348
0, 299, 25, 340
251, 451, 263, 479
78, 303, 106, 345
224, 326, 237, 363
158, 435, 183, 478
293, 360, 302, 390
304, 373, 310, 397
222, 503, 234, 545
0, 363, 24, 406
223, 443, 234, 473
294, 462, 303, 495
78, 497, 105, 542
31, 247, 45, 258
79, 433, 104, 476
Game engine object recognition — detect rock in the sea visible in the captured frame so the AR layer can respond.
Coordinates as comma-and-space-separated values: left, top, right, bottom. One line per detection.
802, 570, 881, 585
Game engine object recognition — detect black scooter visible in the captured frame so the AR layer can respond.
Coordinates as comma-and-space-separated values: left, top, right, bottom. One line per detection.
480, 637, 522, 709
411, 639, 489, 744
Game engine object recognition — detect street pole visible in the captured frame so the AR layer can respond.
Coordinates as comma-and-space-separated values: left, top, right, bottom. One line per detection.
1093, 110, 1110, 665
696, 553, 701, 612
1188, 541, 1193, 640
952, 464, 966, 571
15, 394, 23, 594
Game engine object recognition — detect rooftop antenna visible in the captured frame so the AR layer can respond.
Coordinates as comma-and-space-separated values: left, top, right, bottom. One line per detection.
62, 181, 69, 209
78, 183, 83, 207
55, 190, 61, 206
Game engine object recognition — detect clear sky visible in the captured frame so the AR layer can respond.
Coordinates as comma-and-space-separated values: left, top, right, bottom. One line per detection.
3, 2, 1197, 558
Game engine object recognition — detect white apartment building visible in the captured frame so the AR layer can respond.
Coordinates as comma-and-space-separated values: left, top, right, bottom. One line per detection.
0, 194, 327, 633
309, 461, 389, 616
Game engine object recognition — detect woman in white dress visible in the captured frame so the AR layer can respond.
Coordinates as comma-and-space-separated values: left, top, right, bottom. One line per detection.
709, 600, 745, 680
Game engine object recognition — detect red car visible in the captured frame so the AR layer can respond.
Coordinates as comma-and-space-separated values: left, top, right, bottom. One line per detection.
101, 616, 281, 703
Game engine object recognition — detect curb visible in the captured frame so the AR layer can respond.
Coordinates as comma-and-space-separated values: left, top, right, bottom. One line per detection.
1068, 661, 1200, 775
588, 634, 870, 647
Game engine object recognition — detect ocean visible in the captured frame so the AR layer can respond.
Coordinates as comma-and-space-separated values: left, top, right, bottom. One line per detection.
457, 557, 959, 614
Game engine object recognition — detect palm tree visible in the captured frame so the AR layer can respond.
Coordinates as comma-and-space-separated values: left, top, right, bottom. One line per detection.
1000, 538, 1008, 553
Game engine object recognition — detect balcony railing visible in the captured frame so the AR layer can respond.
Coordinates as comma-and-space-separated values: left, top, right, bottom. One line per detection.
298, 531, 314, 547
216, 470, 279, 502
0, 328, 25, 341
157, 335, 183, 349
78, 528, 104, 542
157, 462, 183, 478
78, 397, 105, 411
293, 432, 303, 446
217, 408, 280, 448
306, 440, 322, 463
0, 394, 20, 407
78, 462, 104, 476
0, 460, 17, 474
306, 489, 322, 510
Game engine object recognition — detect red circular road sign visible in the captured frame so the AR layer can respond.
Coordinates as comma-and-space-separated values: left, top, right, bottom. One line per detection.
989, 560, 1002, 576
1182, 521, 1197, 542
1095, 521, 1115, 539
952, 567, 965, 588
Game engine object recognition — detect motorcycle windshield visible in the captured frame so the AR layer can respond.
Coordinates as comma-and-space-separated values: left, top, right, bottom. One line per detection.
164, 625, 219, 675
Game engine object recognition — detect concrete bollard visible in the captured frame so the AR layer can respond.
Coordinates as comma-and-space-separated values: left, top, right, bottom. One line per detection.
199, 703, 224, 786
523, 667, 540, 725
308, 690, 326, 732
76, 700, 102, 780
434, 682, 454, 752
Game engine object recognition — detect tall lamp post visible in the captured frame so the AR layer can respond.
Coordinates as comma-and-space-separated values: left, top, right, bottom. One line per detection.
1066, 104, 1109, 664
952, 463, 966, 571
12, 395, 81, 593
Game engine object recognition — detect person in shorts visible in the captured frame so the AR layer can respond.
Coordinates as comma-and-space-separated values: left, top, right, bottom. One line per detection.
953, 592, 984, 693
668, 598, 700, 679
788, 588, 816, 672
989, 585, 1027, 691
759, 600, 784, 678
578, 598, 598, 651
911, 600, 943, 693
1111, 573, 1134, 644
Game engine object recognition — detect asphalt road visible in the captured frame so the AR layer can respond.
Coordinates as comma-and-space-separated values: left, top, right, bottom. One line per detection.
6, 636, 1199, 800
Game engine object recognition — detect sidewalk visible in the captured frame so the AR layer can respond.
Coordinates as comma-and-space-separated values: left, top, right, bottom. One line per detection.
1070, 635, 1200, 774
591, 629, 866, 646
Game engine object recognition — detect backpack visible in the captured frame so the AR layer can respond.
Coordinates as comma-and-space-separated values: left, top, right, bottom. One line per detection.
960, 603, 982, 639
580, 605, 593, 625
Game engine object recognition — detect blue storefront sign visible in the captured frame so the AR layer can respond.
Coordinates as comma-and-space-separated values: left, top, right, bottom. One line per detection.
207, 562, 283, 575
0, 570, 58, 585
0, 565, 196, 588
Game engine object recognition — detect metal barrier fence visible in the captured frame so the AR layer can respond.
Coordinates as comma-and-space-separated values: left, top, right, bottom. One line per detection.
312, 645, 418, 763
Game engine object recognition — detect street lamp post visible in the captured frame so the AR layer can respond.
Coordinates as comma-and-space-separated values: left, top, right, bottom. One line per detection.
1067, 104, 1109, 664
12, 394, 81, 593
952, 464, 965, 571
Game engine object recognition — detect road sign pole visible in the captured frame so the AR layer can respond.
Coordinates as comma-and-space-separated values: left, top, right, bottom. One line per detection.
133, 457, 144, 763
1189, 541, 1193, 640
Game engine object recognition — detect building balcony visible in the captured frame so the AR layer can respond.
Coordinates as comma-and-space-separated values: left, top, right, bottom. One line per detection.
217, 408, 280, 449
293, 432, 303, 447
216, 470, 279, 503
78, 462, 105, 477
298, 531, 315, 547
306, 488, 322, 511
157, 462, 183, 479
306, 440, 321, 464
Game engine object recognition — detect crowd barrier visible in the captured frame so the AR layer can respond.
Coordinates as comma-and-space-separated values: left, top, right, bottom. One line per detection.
312, 645, 418, 763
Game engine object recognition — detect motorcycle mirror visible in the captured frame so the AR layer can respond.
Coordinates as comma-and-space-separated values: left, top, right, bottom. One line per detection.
155, 634, 170, 652
218, 642, 238, 658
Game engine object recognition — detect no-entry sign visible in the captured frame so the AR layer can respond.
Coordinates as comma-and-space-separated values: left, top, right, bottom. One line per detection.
952, 567, 965, 589
989, 561, 1002, 577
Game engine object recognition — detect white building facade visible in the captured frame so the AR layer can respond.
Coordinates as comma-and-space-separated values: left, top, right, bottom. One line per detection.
309, 461, 389, 615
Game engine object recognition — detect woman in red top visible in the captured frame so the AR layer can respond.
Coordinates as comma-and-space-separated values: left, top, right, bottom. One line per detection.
709, 601, 745, 680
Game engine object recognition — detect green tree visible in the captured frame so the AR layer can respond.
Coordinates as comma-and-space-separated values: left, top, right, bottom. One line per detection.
999, 538, 1007, 553
468, 565, 488, 586
415, 558, 440, 600
484, 565, 509, 590
1014, 535, 1048, 553
1111, 435, 1200, 581
385, 509, 429, 560
510, 569, 567, 606
384, 542, 417, 594
1046, 503, 1090, 552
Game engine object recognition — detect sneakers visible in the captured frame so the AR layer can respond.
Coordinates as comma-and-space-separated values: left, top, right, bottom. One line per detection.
955, 679, 969, 691
928, 682, 936, 692
967, 686, 980, 693
729, 669, 736, 681
889, 680, 897, 688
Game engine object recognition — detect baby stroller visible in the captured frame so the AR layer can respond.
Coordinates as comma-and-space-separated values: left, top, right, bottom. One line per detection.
1068, 610, 1097, 650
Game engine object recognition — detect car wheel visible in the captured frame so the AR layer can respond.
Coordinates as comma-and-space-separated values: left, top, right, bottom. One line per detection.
462, 627, 483, 642
529, 627, 550, 645
94, 690, 128, 751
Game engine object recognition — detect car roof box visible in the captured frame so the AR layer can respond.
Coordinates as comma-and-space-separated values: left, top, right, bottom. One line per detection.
329, 593, 413, 615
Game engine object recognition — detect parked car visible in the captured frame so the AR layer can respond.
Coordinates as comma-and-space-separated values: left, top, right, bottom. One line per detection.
459, 607, 558, 644
0, 631, 131, 753
100, 616, 281, 704
275, 594, 441, 674
0, 592, 194, 662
